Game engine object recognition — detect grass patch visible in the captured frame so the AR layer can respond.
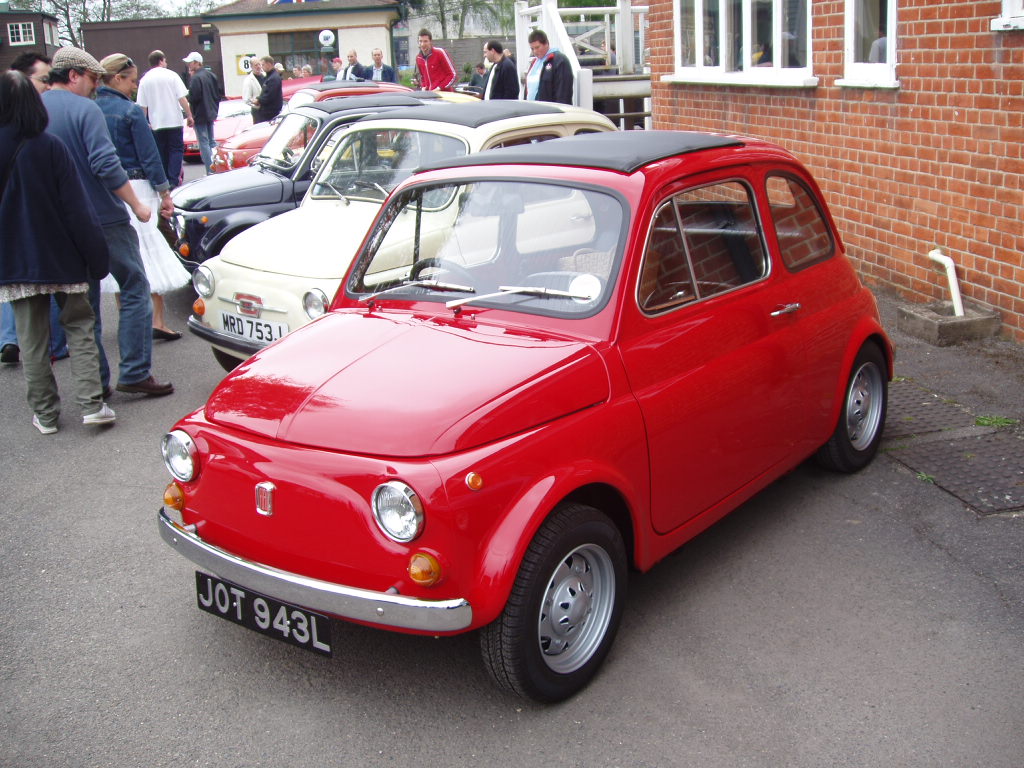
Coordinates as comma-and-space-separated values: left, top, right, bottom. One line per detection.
975, 415, 1019, 428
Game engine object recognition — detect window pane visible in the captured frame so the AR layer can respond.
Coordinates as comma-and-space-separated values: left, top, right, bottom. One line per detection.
678, 0, 696, 67
676, 182, 766, 297
704, 2, 720, 66
753, 0, 773, 67
782, 0, 807, 68
725, 0, 743, 71
639, 202, 694, 312
855, 0, 888, 63
766, 175, 834, 271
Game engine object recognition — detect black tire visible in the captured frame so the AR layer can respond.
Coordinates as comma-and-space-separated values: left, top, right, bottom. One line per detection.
816, 341, 888, 472
212, 347, 243, 373
480, 502, 627, 703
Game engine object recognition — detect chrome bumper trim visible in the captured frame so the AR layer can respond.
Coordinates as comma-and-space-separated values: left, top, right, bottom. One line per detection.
158, 509, 473, 633
186, 315, 263, 357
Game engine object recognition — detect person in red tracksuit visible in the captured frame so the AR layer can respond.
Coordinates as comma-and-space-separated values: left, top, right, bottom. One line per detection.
415, 29, 457, 91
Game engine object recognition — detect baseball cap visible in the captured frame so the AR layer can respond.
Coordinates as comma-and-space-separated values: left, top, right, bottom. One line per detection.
332, 57, 342, 64
51, 46, 105, 76
182, 52, 204, 64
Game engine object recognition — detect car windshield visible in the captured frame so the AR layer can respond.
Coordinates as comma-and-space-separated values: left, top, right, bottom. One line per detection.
286, 91, 315, 113
348, 180, 624, 318
258, 113, 320, 168
218, 100, 252, 120
310, 129, 468, 204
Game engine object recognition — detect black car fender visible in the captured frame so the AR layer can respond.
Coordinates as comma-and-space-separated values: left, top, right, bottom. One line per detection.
201, 203, 295, 260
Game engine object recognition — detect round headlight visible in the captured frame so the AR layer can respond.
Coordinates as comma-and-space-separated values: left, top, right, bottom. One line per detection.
161, 430, 199, 483
192, 265, 215, 298
303, 288, 330, 319
372, 481, 423, 542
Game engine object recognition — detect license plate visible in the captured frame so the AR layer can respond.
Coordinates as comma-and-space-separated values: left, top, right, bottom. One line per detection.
195, 571, 332, 657
220, 312, 288, 344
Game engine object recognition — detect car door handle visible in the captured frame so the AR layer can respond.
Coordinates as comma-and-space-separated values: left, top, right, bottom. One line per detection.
770, 303, 802, 317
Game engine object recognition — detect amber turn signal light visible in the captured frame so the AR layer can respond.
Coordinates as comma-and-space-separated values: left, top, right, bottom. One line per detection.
408, 552, 442, 587
465, 472, 484, 491
178, 242, 191, 258
163, 482, 185, 511
192, 298, 206, 316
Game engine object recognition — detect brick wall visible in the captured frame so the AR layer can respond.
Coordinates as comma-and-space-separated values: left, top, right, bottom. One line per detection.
647, 0, 1024, 341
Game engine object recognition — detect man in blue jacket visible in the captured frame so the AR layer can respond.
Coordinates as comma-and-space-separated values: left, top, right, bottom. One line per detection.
42, 46, 173, 397
253, 55, 283, 124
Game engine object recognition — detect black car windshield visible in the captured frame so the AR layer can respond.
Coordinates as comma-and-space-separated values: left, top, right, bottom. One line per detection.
348, 180, 624, 318
310, 129, 467, 203
259, 113, 320, 169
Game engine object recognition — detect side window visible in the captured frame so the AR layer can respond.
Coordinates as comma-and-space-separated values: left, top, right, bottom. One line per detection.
639, 181, 767, 314
489, 133, 560, 149
766, 175, 835, 271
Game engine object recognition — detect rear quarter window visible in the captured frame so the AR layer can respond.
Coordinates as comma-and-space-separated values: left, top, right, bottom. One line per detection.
766, 175, 835, 272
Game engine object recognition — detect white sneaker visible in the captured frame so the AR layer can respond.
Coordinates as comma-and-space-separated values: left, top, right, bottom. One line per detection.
82, 403, 116, 426
32, 414, 58, 434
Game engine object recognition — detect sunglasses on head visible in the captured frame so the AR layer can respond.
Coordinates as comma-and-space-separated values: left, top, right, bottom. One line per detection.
117, 57, 135, 73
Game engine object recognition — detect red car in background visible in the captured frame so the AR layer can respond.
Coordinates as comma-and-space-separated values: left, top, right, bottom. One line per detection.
183, 77, 322, 165
211, 80, 413, 172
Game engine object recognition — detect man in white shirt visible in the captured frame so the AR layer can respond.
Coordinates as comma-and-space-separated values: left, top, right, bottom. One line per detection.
242, 56, 263, 120
136, 49, 194, 188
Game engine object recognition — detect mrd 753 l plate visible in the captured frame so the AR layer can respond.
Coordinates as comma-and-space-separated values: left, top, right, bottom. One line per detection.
195, 571, 332, 656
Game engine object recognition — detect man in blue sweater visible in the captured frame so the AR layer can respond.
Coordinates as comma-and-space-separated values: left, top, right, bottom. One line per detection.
42, 46, 173, 397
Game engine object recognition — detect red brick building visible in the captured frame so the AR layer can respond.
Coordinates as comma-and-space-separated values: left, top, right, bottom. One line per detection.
647, 0, 1024, 341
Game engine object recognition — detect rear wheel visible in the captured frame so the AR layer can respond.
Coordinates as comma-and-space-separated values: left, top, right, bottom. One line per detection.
816, 342, 888, 472
212, 347, 243, 373
480, 503, 627, 703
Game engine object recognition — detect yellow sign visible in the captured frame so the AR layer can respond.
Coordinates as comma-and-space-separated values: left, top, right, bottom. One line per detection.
236, 54, 256, 76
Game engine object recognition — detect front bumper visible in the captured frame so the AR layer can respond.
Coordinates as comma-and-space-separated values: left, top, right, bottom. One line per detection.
187, 315, 263, 358
158, 509, 473, 633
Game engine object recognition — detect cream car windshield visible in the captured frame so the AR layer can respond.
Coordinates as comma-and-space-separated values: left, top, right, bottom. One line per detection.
310, 129, 467, 203
258, 113, 320, 169
348, 180, 623, 318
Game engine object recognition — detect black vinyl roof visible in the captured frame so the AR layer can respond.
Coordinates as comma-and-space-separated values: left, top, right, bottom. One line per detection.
299, 80, 403, 94
303, 94, 431, 116
355, 99, 565, 129
422, 130, 747, 174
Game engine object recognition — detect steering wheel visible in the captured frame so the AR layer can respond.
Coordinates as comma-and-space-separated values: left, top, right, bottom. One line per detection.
409, 257, 475, 285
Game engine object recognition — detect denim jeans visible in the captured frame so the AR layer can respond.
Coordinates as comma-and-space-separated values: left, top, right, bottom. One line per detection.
1, 299, 68, 358
90, 221, 153, 388
194, 120, 216, 174
153, 127, 185, 187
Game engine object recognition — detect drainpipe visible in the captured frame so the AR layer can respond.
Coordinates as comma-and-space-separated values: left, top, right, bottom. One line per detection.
927, 248, 965, 317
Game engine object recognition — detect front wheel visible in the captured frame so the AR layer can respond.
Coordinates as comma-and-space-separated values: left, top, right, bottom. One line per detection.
816, 341, 888, 472
480, 503, 627, 703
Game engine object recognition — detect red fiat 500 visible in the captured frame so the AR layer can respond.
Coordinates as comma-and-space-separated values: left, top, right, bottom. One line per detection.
158, 131, 892, 702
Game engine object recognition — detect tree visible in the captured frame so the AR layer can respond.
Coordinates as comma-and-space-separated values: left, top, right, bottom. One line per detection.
11, 0, 190, 48
411, 0, 515, 39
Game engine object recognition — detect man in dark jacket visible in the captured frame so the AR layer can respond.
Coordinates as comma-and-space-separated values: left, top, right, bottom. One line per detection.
524, 29, 574, 104
483, 40, 519, 100
254, 55, 283, 124
184, 51, 220, 174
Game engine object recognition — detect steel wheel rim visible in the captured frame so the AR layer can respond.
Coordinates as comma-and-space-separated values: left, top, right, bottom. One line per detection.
845, 361, 884, 451
537, 543, 616, 674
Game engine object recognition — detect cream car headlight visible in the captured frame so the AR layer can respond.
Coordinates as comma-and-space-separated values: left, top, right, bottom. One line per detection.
303, 288, 330, 319
193, 265, 215, 298
161, 430, 199, 483
372, 481, 424, 542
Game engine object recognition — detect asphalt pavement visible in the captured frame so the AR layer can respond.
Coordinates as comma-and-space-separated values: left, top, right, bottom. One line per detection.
0, 187, 1021, 766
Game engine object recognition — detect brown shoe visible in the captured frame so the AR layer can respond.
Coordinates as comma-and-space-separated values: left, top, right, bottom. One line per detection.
116, 375, 174, 396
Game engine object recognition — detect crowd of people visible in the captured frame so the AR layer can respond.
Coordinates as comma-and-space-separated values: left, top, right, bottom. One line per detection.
1, 45, 190, 435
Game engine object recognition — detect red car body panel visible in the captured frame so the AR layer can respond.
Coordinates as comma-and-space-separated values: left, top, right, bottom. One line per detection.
163, 133, 892, 638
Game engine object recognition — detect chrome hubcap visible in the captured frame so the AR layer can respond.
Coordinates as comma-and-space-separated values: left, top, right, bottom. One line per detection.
845, 361, 884, 451
538, 544, 615, 674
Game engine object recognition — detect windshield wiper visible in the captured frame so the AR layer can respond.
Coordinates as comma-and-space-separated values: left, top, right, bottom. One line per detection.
316, 180, 351, 205
361, 279, 475, 304
349, 179, 389, 197
446, 284, 594, 309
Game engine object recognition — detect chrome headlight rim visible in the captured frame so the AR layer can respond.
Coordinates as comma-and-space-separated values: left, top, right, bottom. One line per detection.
192, 265, 215, 298
371, 481, 424, 543
161, 429, 199, 483
303, 288, 330, 320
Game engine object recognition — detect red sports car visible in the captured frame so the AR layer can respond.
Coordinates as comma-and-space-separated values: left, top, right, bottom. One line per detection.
158, 131, 892, 702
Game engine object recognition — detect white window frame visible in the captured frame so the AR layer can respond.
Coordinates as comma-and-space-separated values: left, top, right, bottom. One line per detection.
7, 22, 36, 46
992, 0, 1024, 31
662, 0, 819, 88
837, 0, 898, 89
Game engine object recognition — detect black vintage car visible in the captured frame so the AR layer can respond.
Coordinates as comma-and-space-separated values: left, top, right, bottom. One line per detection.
170, 93, 439, 268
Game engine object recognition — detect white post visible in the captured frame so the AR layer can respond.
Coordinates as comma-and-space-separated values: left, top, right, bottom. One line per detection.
617, 0, 635, 74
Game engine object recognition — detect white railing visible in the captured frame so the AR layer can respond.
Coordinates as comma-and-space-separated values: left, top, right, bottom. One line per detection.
514, 0, 649, 107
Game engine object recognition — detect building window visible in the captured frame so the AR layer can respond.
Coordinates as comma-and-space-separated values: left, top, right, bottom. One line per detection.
667, 0, 817, 87
45, 22, 59, 45
992, 0, 1024, 31
269, 31, 326, 78
838, 0, 898, 88
7, 22, 36, 46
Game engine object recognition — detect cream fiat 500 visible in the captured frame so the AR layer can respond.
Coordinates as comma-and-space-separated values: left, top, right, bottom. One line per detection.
188, 101, 616, 370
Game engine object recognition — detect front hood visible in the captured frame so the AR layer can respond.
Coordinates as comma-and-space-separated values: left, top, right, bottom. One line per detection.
221, 121, 275, 151
173, 167, 284, 211
204, 311, 609, 457
217, 200, 379, 279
